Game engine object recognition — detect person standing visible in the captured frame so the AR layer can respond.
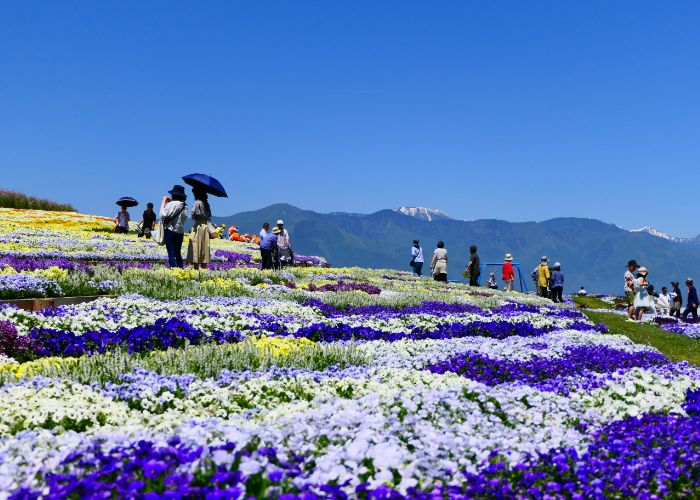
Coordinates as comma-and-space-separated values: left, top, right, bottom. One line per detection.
411, 240, 424, 276
259, 229, 278, 270
139, 203, 156, 239
260, 223, 270, 238
502, 253, 515, 292
160, 185, 188, 268
682, 278, 699, 323
671, 281, 683, 318
465, 245, 481, 287
624, 260, 639, 320
276, 220, 293, 267
114, 206, 130, 234
550, 262, 565, 303
631, 267, 651, 321
187, 187, 212, 270
658, 286, 672, 316
431, 241, 448, 282
536, 256, 551, 298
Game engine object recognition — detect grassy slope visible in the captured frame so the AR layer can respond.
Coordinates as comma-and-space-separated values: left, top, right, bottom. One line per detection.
575, 295, 700, 365
0, 189, 75, 211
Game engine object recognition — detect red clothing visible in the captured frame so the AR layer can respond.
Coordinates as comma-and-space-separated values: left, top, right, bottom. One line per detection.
502, 262, 514, 281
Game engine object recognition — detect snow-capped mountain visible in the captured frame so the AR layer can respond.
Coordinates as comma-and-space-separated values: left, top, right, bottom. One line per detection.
394, 207, 452, 222
628, 226, 700, 246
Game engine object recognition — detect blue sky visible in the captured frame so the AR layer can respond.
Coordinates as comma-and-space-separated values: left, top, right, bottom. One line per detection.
1, 1, 699, 236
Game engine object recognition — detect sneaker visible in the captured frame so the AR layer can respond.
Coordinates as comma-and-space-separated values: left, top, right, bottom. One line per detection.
626, 318, 636, 323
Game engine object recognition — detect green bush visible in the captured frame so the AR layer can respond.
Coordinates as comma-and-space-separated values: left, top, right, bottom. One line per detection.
0, 189, 75, 211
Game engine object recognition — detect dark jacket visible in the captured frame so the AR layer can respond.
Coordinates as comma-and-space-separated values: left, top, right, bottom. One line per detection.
673, 286, 683, 305
688, 285, 699, 307
469, 253, 480, 277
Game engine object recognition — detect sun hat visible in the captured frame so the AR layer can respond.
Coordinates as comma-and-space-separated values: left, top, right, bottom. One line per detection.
490, 272, 495, 276
638, 266, 649, 276
672, 281, 680, 286
271, 227, 281, 234
686, 277, 694, 283
276, 219, 284, 225
541, 256, 548, 262
168, 185, 187, 199
554, 262, 561, 268
627, 259, 639, 268
504, 253, 513, 261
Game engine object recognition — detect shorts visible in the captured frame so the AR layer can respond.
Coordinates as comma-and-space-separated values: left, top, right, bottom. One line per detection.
626, 291, 634, 306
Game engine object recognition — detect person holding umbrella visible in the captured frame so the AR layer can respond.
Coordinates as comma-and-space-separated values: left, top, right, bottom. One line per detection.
114, 196, 138, 234
187, 187, 212, 269
160, 185, 188, 268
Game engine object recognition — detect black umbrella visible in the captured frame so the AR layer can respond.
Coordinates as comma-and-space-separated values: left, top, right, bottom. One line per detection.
116, 196, 139, 207
182, 173, 228, 198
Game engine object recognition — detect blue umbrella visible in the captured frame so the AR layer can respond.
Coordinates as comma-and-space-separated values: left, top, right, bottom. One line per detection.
182, 173, 228, 198
116, 196, 139, 207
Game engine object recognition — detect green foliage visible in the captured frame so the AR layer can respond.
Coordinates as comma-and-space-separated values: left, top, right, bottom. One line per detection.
0, 190, 75, 211
573, 296, 614, 310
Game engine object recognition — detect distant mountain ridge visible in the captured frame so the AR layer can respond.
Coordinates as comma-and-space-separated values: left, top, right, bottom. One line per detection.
628, 226, 700, 246
394, 207, 452, 221
214, 203, 700, 295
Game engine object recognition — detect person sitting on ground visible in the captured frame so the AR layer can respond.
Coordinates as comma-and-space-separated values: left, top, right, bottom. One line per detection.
658, 286, 672, 316
578, 286, 587, 296
431, 241, 448, 282
624, 260, 639, 321
629, 266, 651, 322
114, 206, 130, 234
139, 203, 156, 239
411, 240, 424, 277
550, 263, 564, 303
682, 277, 699, 323
502, 253, 515, 292
537, 257, 551, 298
487, 272, 498, 289
259, 228, 279, 270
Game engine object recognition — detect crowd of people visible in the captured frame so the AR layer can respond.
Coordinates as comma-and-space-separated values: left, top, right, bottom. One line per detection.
623, 259, 698, 322
258, 220, 293, 270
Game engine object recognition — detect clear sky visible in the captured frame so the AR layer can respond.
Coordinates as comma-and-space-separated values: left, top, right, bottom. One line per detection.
2, 1, 699, 236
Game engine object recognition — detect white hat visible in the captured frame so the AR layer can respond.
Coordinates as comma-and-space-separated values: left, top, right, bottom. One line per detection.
504, 253, 513, 261
638, 266, 649, 276
686, 277, 694, 283
276, 219, 284, 225
541, 256, 548, 262
554, 262, 561, 267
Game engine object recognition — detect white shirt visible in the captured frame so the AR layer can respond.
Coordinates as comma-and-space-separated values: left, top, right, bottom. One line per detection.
411, 246, 424, 263
160, 201, 188, 234
658, 292, 672, 309
277, 228, 290, 248
260, 228, 268, 238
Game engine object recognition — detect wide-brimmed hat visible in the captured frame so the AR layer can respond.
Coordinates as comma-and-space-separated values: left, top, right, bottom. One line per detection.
686, 277, 694, 283
672, 281, 680, 286
627, 259, 639, 269
271, 227, 282, 234
638, 266, 649, 276
276, 219, 284, 225
504, 253, 513, 261
541, 256, 548, 262
168, 185, 187, 198
554, 262, 561, 268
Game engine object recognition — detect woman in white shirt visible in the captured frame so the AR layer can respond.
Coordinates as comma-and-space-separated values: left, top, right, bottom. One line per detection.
431, 241, 448, 282
411, 240, 424, 276
160, 184, 189, 268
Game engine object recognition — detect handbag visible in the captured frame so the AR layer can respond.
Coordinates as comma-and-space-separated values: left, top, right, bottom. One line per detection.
409, 259, 415, 267
207, 222, 219, 238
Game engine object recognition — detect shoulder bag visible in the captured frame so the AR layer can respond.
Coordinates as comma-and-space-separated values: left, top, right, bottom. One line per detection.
155, 203, 185, 246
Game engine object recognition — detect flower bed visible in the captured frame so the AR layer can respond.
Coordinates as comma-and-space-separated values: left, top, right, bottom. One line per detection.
0, 209, 699, 497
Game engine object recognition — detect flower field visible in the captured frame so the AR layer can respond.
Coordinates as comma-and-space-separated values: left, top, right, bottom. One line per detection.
1, 209, 700, 498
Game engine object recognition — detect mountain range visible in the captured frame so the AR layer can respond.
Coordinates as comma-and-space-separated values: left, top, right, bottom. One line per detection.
214, 204, 700, 295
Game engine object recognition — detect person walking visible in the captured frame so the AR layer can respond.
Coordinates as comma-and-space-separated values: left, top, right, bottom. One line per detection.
139, 203, 156, 239
260, 223, 270, 238
502, 253, 515, 292
658, 286, 672, 316
410, 240, 424, 276
114, 206, 130, 234
671, 281, 683, 318
275, 220, 293, 267
629, 266, 651, 321
187, 187, 212, 270
624, 260, 639, 320
536, 257, 551, 298
465, 245, 481, 287
682, 278, 699, 323
160, 185, 188, 268
550, 262, 565, 303
431, 241, 448, 282
259, 228, 279, 270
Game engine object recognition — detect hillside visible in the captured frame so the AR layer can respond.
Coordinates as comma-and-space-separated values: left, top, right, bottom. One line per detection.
215, 204, 700, 295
